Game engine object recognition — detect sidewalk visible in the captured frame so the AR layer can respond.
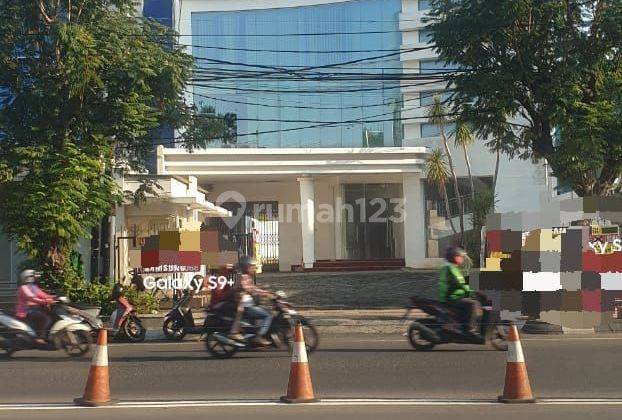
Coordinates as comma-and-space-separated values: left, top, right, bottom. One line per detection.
140, 308, 424, 339
255, 269, 439, 309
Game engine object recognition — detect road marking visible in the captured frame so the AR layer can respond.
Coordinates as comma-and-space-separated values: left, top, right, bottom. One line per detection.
348, 337, 622, 343
2, 398, 622, 410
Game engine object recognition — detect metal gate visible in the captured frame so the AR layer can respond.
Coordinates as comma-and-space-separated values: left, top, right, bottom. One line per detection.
210, 201, 279, 271
249, 202, 279, 271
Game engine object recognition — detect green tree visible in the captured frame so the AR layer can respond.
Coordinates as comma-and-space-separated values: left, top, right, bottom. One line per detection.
426, 149, 457, 235
428, 0, 622, 196
0, 1, 234, 286
428, 95, 464, 244
453, 121, 475, 202
467, 187, 496, 266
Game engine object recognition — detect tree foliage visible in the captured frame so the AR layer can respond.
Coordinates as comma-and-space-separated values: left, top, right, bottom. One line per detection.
0, 1, 235, 283
428, 0, 622, 196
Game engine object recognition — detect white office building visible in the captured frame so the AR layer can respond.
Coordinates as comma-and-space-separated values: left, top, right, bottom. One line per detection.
142, 0, 555, 272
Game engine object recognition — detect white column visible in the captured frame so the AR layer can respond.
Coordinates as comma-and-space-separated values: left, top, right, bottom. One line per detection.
333, 181, 344, 260
403, 173, 426, 267
156, 145, 165, 174
108, 213, 116, 281
298, 177, 315, 269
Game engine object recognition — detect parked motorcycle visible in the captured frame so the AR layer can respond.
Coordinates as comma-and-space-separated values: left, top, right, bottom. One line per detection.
203, 291, 318, 359
405, 292, 509, 351
162, 289, 203, 341
0, 296, 93, 358
109, 283, 146, 342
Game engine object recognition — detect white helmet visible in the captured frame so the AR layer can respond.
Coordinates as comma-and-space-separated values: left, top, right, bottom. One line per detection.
19, 269, 40, 284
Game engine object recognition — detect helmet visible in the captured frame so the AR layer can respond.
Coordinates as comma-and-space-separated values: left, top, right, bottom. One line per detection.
445, 246, 467, 263
238, 255, 257, 271
19, 269, 40, 284
111, 283, 124, 300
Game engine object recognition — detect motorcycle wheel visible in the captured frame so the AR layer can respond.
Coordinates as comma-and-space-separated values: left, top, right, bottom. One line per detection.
407, 323, 437, 351
60, 330, 92, 357
488, 324, 509, 351
281, 318, 319, 353
122, 316, 146, 343
163, 318, 186, 341
204, 333, 238, 359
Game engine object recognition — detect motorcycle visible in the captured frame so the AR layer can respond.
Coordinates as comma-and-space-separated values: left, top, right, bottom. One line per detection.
0, 296, 93, 358
109, 284, 146, 342
63, 303, 104, 338
405, 292, 509, 351
162, 289, 203, 341
203, 291, 318, 359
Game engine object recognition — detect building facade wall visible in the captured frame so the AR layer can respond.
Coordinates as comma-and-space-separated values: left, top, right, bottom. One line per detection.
169, 0, 555, 269
398, 0, 553, 214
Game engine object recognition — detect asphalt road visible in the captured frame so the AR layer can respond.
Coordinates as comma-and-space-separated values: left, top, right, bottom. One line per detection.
2, 405, 622, 420
1, 333, 621, 418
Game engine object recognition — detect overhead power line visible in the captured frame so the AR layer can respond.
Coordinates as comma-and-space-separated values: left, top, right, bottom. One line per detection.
188, 90, 454, 110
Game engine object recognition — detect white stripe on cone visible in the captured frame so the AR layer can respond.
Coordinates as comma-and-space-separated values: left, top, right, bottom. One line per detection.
292, 340, 308, 363
91, 344, 108, 367
507, 340, 525, 363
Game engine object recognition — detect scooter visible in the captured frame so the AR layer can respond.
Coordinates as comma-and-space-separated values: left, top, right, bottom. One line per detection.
203, 291, 318, 359
109, 284, 146, 342
63, 302, 104, 338
162, 289, 203, 341
405, 292, 509, 351
0, 297, 93, 358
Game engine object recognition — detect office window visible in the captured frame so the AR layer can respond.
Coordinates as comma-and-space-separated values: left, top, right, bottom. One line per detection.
418, 28, 434, 44
420, 90, 451, 106
421, 122, 456, 138
418, 0, 431, 10
421, 123, 440, 138
420, 59, 460, 74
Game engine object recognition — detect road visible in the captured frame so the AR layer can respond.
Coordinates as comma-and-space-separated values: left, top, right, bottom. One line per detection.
0, 333, 621, 419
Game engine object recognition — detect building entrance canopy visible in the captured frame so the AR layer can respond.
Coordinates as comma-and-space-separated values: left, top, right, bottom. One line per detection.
158, 146, 429, 182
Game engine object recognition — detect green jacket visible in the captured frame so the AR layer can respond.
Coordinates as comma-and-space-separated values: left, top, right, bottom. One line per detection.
439, 262, 473, 302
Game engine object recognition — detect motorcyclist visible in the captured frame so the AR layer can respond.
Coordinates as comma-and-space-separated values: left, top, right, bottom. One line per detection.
15, 270, 55, 342
439, 246, 482, 337
228, 256, 275, 346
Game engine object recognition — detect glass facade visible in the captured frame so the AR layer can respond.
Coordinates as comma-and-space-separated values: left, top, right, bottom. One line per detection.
418, 28, 433, 44
420, 58, 460, 74
191, 0, 403, 148
418, 0, 432, 10
421, 122, 456, 138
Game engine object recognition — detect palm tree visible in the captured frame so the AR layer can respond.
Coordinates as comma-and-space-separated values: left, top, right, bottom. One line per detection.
454, 121, 475, 204
426, 149, 457, 234
489, 134, 503, 211
428, 95, 464, 244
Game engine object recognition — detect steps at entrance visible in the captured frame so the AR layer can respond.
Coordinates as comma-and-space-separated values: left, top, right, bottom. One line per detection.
292, 259, 405, 272
0, 289, 16, 311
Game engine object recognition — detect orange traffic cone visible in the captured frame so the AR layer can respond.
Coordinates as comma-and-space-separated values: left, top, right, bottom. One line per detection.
74, 329, 118, 406
280, 323, 318, 403
498, 324, 536, 403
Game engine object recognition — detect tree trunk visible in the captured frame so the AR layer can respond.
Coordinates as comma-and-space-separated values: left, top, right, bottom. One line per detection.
442, 184, 458, 234
492, 148, 500, 209
39, 242, 68, 284
463, 143, 475, 203
441, 128, 464, 246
